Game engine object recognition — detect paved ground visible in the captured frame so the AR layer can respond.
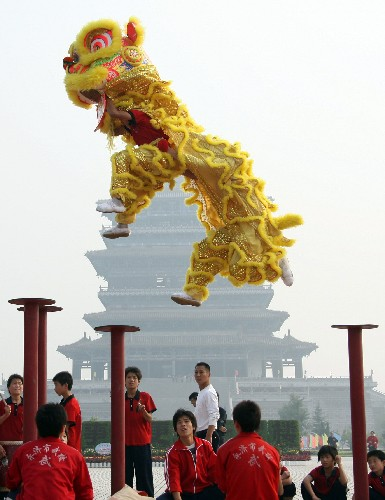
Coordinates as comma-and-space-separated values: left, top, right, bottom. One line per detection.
90, 464, 166, 499
89, 456, 355, 499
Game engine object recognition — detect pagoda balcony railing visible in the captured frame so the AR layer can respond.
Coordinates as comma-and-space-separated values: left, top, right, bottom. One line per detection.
98, 285, 272, 295
128, 334, 243, 345
85, 312, 287, 329
236, 391, 312, 401
120, 352, 248, 360
236, 375, 376, 387
116, 334, 295, 346
101, 224, 200, 234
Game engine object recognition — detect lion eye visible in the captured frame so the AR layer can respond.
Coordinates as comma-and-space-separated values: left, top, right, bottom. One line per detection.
89, 30, 113, 52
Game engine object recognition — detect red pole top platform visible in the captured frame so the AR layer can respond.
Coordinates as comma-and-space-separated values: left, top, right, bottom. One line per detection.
331, 324, 378, 330
43, 306, 63, 313
17, 306, 63, 313
9, 298, 56, 307
331, 323, 378, 500
94, 325, 140, 333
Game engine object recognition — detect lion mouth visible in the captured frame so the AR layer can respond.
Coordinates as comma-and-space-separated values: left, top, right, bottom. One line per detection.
78, 89, 103, 105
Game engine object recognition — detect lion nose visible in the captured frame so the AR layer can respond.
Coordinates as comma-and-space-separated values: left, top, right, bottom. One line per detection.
63, 56, 75, 72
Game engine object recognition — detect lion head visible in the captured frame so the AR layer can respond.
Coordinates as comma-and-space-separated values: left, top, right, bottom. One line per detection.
64, 17, 149, 109
64, 18, 201, 137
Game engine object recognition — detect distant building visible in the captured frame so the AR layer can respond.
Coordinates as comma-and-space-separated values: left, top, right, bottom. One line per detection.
55, 181, 385, 433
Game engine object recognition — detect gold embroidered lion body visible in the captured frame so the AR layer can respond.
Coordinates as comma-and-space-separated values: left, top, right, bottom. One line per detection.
64, 17, 303, 303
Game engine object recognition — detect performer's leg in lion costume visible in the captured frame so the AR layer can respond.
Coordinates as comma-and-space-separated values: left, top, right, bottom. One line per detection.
100, 143, 183, 238
169, 132, 301, 305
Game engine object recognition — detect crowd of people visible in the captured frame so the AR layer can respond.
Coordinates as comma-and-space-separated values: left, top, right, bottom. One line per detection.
0, 367, 384, 499
0, 372, 88, 499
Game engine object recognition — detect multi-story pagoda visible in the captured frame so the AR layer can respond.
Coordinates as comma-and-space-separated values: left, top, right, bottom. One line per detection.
55, 181, 385, 431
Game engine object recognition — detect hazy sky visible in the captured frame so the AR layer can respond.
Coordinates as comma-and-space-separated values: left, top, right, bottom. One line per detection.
1, 1, 385, 392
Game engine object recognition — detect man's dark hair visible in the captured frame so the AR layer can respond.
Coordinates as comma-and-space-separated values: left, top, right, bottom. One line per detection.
189, 392, 198, 401
125, 366, 142, 381
36, 403, 67, 438
7, 374, 23, 389
172, 409, 197, 433
368, 449, 385, 461
195, 362, 210, 372
52, 371, 73, 390
318, 445, 338, 461
233, 400, 261, 432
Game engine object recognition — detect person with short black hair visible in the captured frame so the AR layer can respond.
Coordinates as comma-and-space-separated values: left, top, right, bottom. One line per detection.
194, 362, 220, 452
0, 374, 24, 500
53, 371, 82, 451
6, 403, 93, 499
216, 393, 227, 447
367, 449, 385, 499
157, 409, 224, 500
216, 400, 282, 500
188, 392, 199, 408
124, 366, 157, 497
327, 432, 338, 448
0, 374, 24, 441
301, 445, 348, 499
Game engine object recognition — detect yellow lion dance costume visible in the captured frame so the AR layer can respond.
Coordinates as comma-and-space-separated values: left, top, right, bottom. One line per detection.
64, 17, 303, 306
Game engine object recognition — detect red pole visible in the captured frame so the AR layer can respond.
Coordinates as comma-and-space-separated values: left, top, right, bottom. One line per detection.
348, 327, 368, 499
23, 301, 39, 442
16, 304, 62, 410
37, 306, 62, 407
95, 324, 140, 496
38, 309, 48, 408
332, 324, 378, 500
110, 326, 125, 495
9, 298, 55, 442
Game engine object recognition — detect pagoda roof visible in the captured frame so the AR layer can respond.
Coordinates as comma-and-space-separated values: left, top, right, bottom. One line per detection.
57, 329, 317, 359
57, 332, 93, 359
86, 245, 194, 259
259, 331, 318, 353
83, 307, 289, 333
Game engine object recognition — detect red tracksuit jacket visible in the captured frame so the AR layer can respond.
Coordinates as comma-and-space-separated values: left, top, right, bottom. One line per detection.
164, 437, 217, 494
6, 436, 93, 500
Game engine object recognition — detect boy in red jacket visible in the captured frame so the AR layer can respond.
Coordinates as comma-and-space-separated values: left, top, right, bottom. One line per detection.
125, 366, 157, 497
157, 409, 224, 500
53, 371, 82, 452
6, 403, 93, 499
0, 374, 24, 441
216, 400, 283, 500
367, 449, 385, 499
301, 445, 348, 499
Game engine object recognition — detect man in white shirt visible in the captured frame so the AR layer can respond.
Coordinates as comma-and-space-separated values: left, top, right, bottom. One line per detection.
194, 362, 220, 452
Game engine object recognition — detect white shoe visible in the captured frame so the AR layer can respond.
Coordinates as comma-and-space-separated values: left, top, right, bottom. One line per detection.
171, 292, 201, 307
279, 257, 294, 286
103, 224, 131, 239
96, 198, 125, 213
